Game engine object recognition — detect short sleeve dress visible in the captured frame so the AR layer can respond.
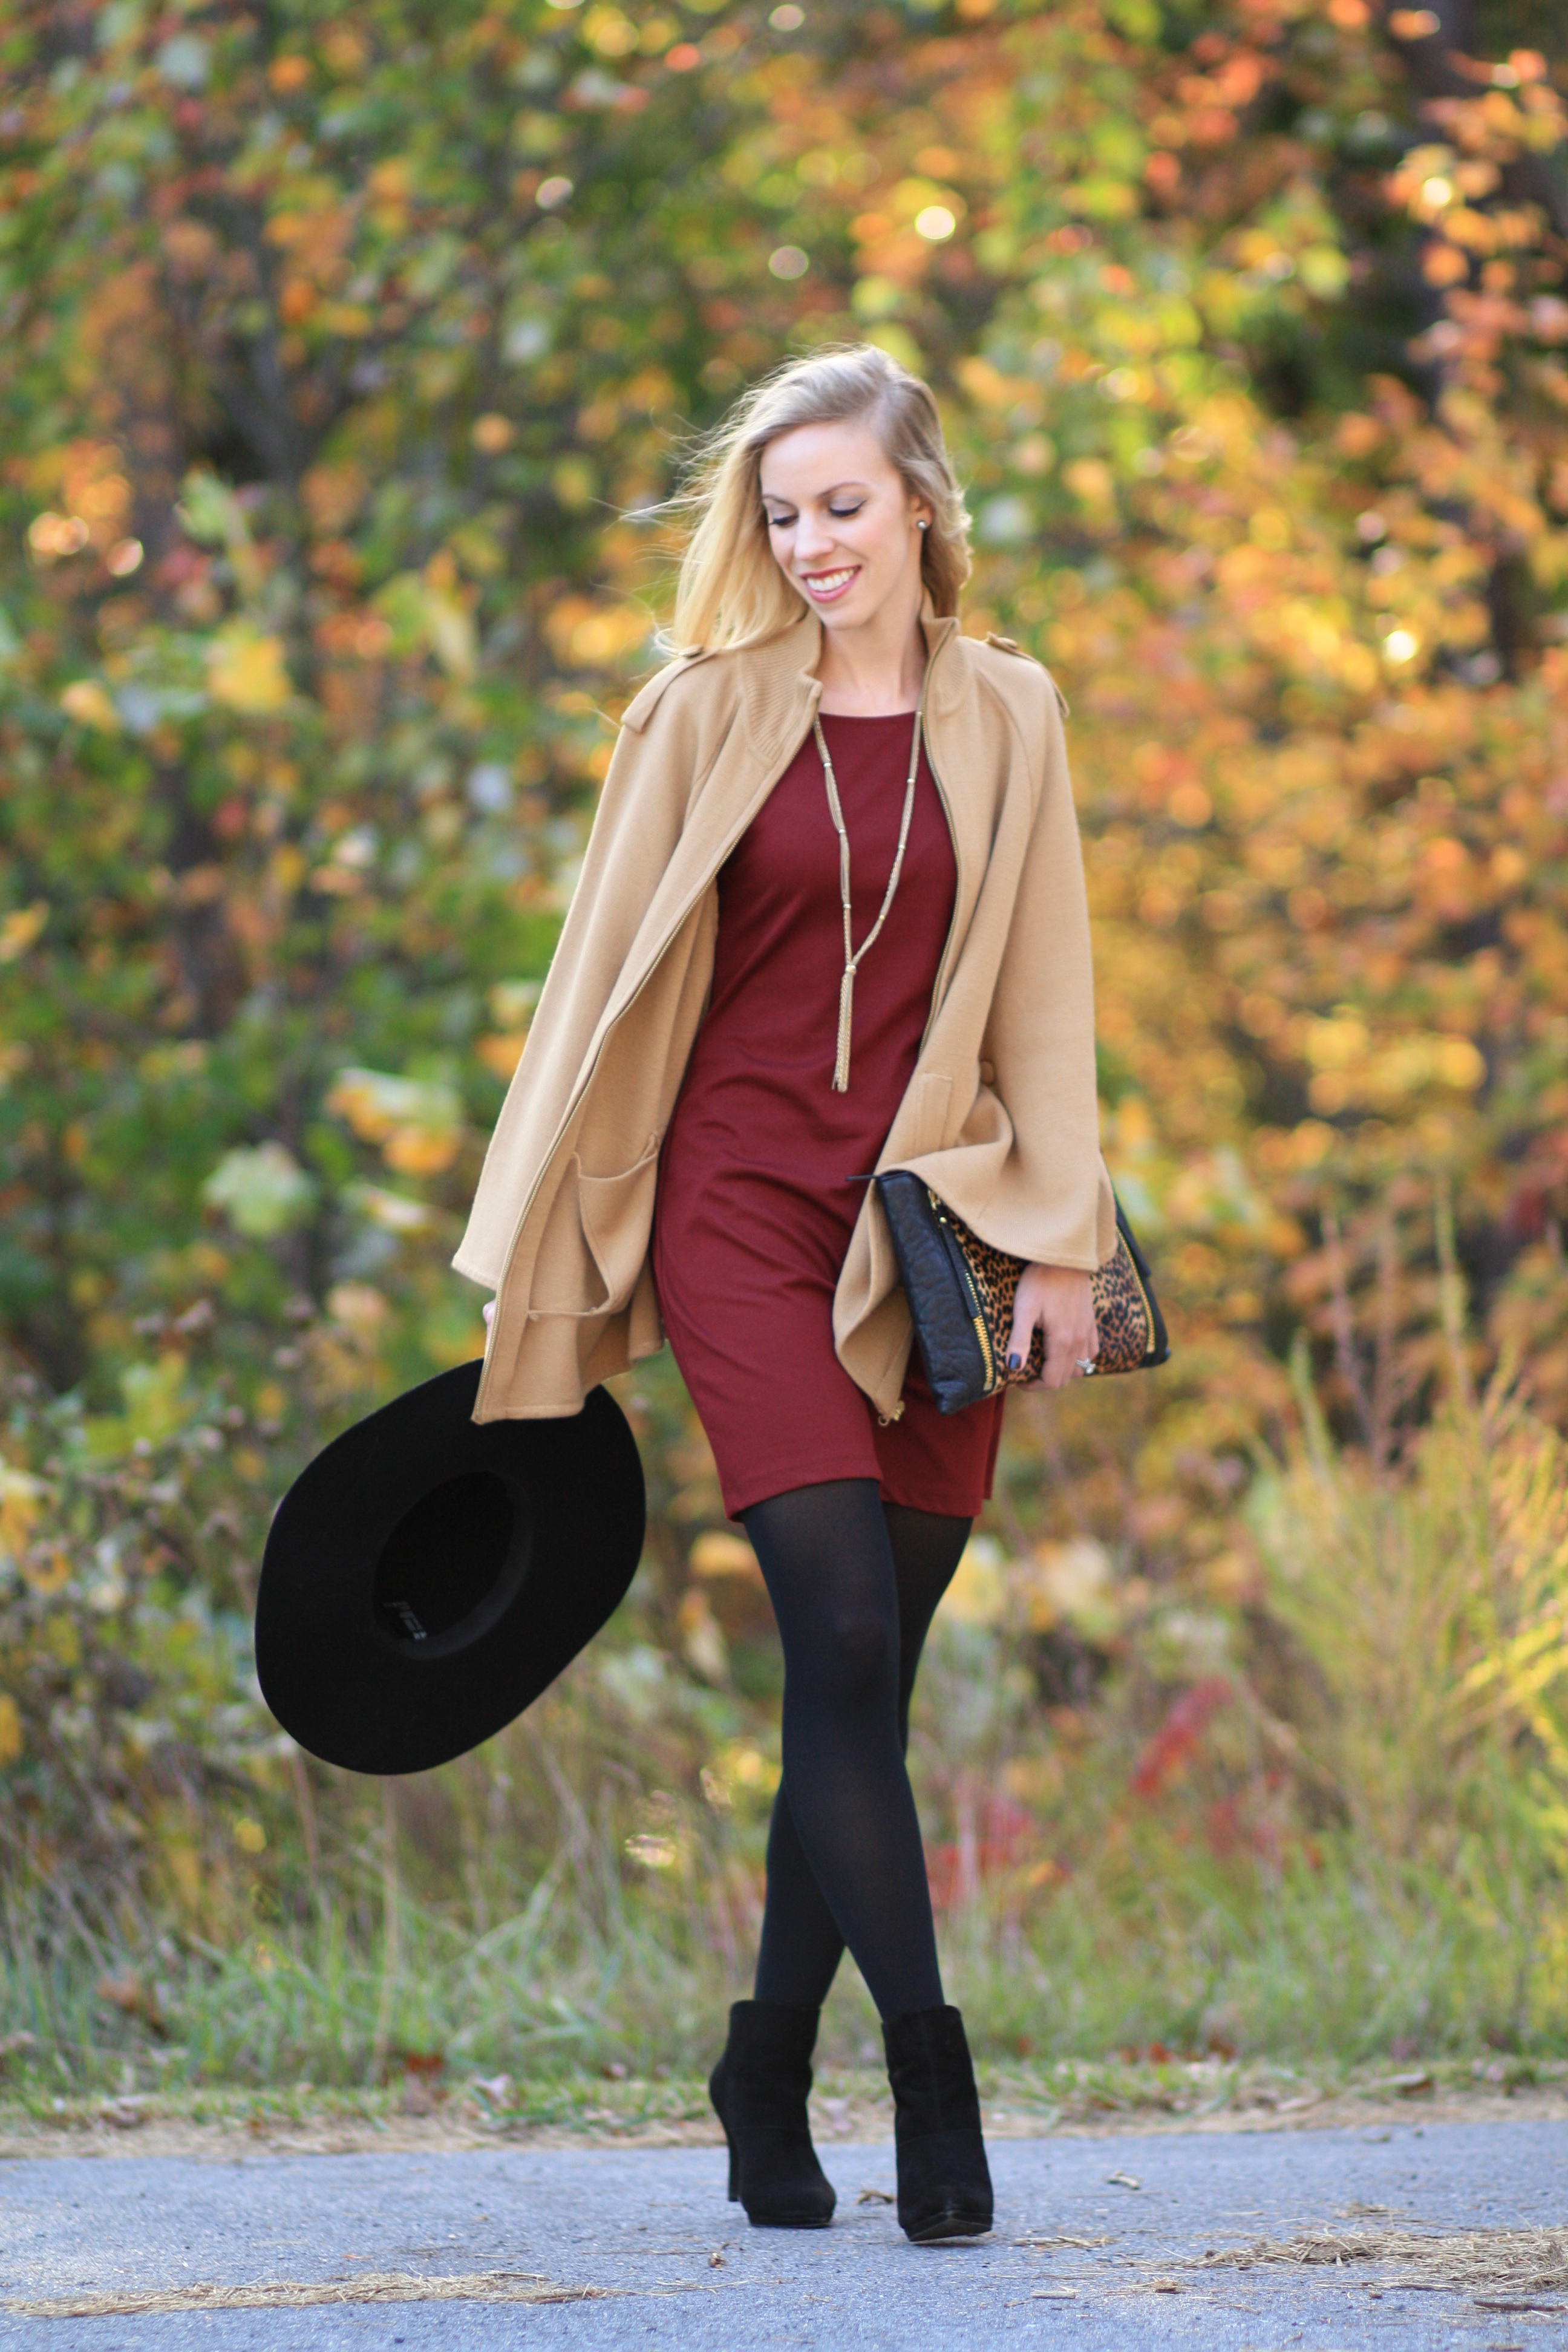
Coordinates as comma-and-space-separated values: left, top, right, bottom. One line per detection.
652, 711, 1005, 1524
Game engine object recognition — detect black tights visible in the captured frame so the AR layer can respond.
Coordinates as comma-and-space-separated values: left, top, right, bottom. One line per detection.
741, 1480, 970, 2022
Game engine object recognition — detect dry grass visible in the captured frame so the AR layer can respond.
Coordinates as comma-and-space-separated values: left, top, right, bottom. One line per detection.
4, 2054, 1568, 2163
1195, 2224, 1568, 2299
7, 2272, 695, 2319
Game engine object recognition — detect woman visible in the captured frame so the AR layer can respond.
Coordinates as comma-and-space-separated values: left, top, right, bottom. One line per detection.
458, 345, 1114, 2244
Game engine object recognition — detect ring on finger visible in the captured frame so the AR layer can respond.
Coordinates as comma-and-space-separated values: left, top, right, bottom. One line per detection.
1074, 1356, 1097, 1376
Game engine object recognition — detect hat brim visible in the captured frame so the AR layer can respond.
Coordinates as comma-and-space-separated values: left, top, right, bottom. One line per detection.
255, 1364, 645, 1775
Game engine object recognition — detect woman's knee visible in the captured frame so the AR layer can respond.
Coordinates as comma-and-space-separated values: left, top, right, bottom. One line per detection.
795, 1594, 899, 1712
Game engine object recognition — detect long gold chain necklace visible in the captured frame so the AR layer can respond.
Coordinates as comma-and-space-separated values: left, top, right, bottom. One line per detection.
813, 676, 928, 1094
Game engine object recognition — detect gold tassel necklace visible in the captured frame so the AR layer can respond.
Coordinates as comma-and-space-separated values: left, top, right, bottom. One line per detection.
813, 675, 928, 1094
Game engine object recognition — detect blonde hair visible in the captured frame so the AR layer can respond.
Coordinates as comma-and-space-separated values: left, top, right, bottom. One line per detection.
667, 344, 970, 652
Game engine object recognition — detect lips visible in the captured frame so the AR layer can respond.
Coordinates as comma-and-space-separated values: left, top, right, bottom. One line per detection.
800, 566, 859, 603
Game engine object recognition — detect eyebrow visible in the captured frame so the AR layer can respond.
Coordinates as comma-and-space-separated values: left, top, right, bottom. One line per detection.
760, 480, 872, 506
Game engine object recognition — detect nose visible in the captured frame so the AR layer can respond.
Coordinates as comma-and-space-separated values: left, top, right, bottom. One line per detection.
794, 511, 836, 565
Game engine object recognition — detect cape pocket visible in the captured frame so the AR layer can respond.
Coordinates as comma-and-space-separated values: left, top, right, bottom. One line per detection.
577, 1140, 662, 1312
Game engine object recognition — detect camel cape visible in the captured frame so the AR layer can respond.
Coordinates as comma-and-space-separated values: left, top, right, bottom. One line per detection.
456, 607, 1114, 1425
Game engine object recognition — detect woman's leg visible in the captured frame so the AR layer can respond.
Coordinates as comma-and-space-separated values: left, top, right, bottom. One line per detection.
748, 1487, 971, 2017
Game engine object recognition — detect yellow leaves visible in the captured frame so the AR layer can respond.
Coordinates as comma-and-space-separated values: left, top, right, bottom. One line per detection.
890, 177, 964, 235
942, 1534, 1128, 1642
79, 1354, 192, 1462
475, 1034, 528, 1083
676, 1587, 728, 1682
0, 1460, 48, 1573
1298, 246, 1349, 300
367, 156, 411, 202
446, 515, 508, 579
552, 456, 596, 512
956, 355, 1014, 410
688, 1529, 764, 1584
321, 26, 368, 76
0, 1695, 21, 1768
708, 1742, 780, 1807
544, 596, 652, 670
1024, 1541, 1122, 1639
584, 4, 638, 57
59, 680, 120, 732
322, 1281, 390, 1361
327, 1067, 464, 1175
1303, 1008, 1370, 1074
1302, 1014, 1487, 1116
21, 1548, 70, 1598
371, 563, 477, 682
942, 1537, 1008, 1626
234, 1817, 266, 1854
489, 980, 540, 1030
207, 624, 291, 713
43, 1613, 80, 1670
163, 1842, 203, 1918
955, 357, 1044, 425
346, 1183, 434, 1236
1062, 457, 1116, 520
0, 902, 47, 962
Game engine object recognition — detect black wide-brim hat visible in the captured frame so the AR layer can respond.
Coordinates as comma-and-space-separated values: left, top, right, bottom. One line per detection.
254, 1362, 644, 1776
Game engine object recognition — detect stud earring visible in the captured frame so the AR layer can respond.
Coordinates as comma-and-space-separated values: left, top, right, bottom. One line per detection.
917, 518, 929, 531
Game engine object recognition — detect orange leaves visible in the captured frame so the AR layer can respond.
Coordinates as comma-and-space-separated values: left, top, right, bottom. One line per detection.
326, 1069, 465, 1177
474, 1034, 526, 1083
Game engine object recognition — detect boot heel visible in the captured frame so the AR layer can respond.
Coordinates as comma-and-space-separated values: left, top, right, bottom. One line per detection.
710, 2056, 741, 2201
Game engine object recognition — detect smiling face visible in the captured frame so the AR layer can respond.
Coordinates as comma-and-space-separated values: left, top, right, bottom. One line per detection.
758, 416, 931, 641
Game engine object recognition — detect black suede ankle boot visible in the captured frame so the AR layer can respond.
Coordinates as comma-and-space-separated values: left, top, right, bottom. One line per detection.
708, 2000, 836, 2228
883, 2005, 993, 2243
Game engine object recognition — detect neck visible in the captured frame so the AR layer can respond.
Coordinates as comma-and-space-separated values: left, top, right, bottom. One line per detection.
814, 594, 927, 716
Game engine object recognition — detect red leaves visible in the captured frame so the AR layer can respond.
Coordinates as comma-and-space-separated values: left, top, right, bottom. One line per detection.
1129, 1676, 1233, 1800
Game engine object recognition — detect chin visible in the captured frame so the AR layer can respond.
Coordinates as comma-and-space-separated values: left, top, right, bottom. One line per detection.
812, 590, 876, 629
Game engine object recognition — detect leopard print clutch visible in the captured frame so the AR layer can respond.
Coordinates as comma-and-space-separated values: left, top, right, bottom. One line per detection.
875, 1172, 1171, 1416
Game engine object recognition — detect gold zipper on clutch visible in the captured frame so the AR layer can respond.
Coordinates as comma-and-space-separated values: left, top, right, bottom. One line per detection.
929, 1188, 999, 1393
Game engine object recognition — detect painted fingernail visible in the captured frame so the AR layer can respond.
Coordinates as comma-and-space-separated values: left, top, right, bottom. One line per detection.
1007, 1353, 1021, 1373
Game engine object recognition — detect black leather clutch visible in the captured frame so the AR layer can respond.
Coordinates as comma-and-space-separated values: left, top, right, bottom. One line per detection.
875, 1171, 1170, 1415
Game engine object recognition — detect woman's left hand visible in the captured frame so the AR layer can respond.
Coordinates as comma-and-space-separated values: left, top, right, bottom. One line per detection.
1006, 1264, 1097, 1391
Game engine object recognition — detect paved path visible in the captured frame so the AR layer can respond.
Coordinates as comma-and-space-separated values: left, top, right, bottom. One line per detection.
2, 2118, 1566, 2347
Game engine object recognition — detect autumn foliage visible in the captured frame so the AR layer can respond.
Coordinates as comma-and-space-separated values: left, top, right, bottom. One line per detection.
3, 0, 1568, 2071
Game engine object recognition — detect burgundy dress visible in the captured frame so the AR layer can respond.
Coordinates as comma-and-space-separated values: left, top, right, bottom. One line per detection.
652, 711, 1005, 1523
